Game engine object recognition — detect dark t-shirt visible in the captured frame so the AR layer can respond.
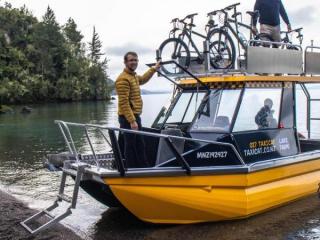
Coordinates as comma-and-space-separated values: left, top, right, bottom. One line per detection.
253, 0, 290, 26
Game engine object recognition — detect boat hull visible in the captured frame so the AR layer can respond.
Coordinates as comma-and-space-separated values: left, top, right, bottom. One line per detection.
103, 158, 320, 223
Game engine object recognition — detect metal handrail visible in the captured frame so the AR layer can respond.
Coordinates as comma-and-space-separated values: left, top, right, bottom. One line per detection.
55, 120, 246, 174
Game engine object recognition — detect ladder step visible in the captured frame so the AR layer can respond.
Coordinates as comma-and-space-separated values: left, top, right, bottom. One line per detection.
310, 99, 320, 101
57, 194, 72, 203
21, 207, 72, 235
43, 210, 55, 219
62, 168, 78, 176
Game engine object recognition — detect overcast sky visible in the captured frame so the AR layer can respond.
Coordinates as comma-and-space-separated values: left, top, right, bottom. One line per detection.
6, 0, 320, 90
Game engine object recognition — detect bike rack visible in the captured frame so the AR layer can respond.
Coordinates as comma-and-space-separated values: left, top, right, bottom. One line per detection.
246, 40, 303, 75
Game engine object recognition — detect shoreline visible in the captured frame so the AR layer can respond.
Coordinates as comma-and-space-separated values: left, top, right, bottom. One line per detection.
2, 187, 320, 239
0, 190, 82, 240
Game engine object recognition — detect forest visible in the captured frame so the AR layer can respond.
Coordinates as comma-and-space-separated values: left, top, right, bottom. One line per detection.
0, 2, 113, 107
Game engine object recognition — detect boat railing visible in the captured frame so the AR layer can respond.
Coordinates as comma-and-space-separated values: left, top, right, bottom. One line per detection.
305, 46, 320, 75
55, 120, 245, 176
246, 40, 303, 75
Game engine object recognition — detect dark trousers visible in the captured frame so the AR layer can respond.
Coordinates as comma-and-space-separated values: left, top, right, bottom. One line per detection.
118, 115, 149, 168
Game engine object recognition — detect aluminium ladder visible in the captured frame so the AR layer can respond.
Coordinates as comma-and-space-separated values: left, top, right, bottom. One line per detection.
20, 163, 87, 235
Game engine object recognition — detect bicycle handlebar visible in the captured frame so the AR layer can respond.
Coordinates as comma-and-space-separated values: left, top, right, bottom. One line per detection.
183, 13, 198, 21
207, 2, 240, 17
207, 9, 227, 17
224, 2, 240, 11
281, 27, 303, 35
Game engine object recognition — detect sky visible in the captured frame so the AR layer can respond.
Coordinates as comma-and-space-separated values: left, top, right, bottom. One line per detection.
5, 0, 320, 90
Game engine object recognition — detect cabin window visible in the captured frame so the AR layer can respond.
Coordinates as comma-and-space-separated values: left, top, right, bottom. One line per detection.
191, 89, 241, 132
233, 88, 282, 132
164, 92, 206, 124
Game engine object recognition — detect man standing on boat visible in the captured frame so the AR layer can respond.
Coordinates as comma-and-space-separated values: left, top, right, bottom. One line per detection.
252, 0, 291, 42
116, 52, 160, 168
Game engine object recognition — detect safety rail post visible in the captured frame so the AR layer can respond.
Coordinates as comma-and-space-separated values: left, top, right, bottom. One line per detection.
300, 83, 311, 139
84, 126, 100, 170
108, 130, 126, 176
203, 40, 210, 72
57, 121, 80, 162
165, 137, 191, 175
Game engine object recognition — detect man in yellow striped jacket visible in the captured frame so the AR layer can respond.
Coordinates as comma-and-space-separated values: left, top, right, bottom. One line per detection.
115, 52, 160, 168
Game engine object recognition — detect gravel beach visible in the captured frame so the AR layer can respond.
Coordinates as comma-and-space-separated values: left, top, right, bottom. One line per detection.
0, 190, 81, 240
2, 190, 320, 240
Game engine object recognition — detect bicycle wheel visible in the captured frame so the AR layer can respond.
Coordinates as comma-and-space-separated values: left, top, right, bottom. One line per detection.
158, 38, 191, 75
209, 41, 233, 69
207, 29, 236, 69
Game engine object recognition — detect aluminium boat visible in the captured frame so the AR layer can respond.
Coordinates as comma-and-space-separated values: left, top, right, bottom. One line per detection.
21, 41, 320, 234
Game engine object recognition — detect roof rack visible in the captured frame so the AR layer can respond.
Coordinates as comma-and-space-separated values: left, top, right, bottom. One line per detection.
151, 40, 320, 81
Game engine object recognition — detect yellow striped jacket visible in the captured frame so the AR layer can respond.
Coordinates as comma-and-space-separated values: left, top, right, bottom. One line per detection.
115, 68, 156, 123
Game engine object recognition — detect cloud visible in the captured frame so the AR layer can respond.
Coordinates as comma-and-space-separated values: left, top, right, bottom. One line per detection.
289, 6, 317, 26
105, 42, 154, 57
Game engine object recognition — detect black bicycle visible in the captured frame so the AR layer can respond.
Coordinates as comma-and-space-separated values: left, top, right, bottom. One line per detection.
206, 3, 261, 69
158, 13, 233, 74
281, 27, 303, 49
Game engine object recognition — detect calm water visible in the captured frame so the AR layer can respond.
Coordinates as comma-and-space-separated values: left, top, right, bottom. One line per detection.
0, 94, 169, 238
0, 90, 320, 239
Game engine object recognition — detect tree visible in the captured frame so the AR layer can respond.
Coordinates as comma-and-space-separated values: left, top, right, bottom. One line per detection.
63, 18, 83, 51
0, 2, 112, 104
88, 26, 104, 64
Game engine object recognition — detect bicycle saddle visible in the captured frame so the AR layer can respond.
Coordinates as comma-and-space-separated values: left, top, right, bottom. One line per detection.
246, 11, 259, 18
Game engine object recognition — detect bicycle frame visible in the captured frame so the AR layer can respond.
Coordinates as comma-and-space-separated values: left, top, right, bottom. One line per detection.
170, 21, 208, 63
179, 29, 207, 61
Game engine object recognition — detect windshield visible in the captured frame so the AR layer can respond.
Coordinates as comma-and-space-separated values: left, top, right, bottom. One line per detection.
152, 91, 206, 128
191, 89, 241, 132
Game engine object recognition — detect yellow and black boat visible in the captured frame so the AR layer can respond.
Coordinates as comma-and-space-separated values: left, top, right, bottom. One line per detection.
21, 42, 320, 234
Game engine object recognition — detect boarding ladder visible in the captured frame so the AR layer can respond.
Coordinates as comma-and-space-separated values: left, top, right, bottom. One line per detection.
20, 162, 88, 235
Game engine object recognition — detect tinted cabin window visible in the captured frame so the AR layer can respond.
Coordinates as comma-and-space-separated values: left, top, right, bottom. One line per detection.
191, 89, 241, 132
166, 92, 205, 124
233, 88, 282, 132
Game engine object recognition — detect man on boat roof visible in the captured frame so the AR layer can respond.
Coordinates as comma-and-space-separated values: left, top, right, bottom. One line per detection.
252, 0, 291, 42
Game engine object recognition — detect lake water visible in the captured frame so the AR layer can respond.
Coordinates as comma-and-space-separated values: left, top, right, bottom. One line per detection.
0, 94, 170, 238
0, 90, 320, 239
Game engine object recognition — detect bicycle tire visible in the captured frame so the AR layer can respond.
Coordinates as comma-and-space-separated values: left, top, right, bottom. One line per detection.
207, 29, 236, 69
158, 38, 191, 75
209, 41, 233, 69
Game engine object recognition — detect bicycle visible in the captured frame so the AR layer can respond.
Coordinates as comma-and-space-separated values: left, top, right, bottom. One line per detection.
281, 27, 303, 50
206, 3, 261, 69
158, 13, 233, 75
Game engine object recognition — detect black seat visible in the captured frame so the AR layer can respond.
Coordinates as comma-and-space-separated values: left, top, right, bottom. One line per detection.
155, 129, 185, 166
213, 116, 230, 130
246, 11, 259, 18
